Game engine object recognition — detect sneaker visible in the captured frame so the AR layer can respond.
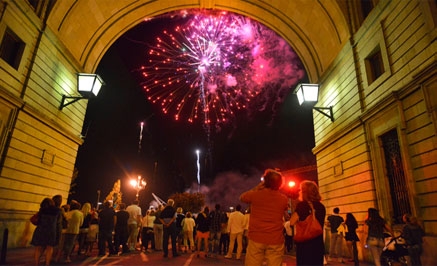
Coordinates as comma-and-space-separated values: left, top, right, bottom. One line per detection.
224, 255, 232, 259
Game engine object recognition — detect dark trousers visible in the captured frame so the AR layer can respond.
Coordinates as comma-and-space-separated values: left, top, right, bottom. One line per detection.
98, 230, 115, 255
285, 235, 293, 252
163, 225, 178, 256
408, 244, 423, 266
142, 227, 155, 250
219, 233, 230, 254
114, 229, 129, 253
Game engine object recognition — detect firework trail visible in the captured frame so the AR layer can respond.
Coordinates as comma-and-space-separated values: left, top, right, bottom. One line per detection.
138, 122, 144, 154
196, 149, 201, 192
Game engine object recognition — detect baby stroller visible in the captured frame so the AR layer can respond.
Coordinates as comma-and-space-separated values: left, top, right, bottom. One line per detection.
380, 233, 409, 266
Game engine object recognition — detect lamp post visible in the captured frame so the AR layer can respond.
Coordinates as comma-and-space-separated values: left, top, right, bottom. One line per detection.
130, 175, 147, 200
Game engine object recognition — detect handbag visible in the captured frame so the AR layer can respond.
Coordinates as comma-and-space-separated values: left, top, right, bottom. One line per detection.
30, 212, 39, 226
294, 202, 323, 242
337, 223, 348, 237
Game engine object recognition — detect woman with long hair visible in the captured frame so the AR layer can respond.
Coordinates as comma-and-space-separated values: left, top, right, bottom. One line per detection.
288, 180, 326, 265
31, 197, 61, 266
365, 208, 392, 266
345, 213, 360, 265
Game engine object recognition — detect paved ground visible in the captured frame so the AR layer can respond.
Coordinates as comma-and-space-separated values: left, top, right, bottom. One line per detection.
1, 247, 369, 266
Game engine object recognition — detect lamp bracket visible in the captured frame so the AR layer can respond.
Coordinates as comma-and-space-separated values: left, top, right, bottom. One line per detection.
313, 106, 334, 122
59, 95, 86, 110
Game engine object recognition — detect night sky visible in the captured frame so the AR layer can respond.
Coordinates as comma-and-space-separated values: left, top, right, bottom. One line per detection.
71, 11, 316, 210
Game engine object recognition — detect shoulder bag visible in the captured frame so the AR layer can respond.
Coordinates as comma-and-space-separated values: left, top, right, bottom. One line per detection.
294, 202, 323, 242
30, 212, 39, 226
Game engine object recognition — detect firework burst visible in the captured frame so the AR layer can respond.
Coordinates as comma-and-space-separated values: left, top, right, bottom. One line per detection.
138, 10, 304, 127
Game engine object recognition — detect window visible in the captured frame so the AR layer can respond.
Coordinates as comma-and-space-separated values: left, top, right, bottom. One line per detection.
0, 28, 25, 70
355, 0, 379, 27
27, 0, 39, 10
429, 0, 437, 27
26, 0, 46, 17
365, 47, 384, 85
360, 0, 375, 19
381, 129, 411, 224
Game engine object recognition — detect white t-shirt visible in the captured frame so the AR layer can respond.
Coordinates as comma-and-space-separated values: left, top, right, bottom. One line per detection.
126, 204, 142, 225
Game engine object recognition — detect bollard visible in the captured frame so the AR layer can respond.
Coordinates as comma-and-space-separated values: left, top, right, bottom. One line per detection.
1, 228, 8, 264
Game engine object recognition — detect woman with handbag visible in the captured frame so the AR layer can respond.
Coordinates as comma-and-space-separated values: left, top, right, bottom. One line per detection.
31, 197, 61, 266
288, 180, 326, 265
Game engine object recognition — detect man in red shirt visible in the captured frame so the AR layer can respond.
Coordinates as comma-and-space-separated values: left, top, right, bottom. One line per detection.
240, 169, 288, 266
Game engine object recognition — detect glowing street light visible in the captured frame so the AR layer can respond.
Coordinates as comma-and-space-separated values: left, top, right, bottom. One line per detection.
130, 175, 147, 200
293, 83, 334, 121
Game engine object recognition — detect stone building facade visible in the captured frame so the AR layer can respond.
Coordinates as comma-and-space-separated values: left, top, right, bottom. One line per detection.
0, 0, 435, 264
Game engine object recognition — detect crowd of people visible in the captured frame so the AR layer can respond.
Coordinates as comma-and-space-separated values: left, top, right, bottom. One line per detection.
30, 169, 425, 266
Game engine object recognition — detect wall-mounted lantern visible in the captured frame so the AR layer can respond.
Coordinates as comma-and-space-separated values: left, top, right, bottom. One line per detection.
294, 83, 334, 122
59, 73, 104, 110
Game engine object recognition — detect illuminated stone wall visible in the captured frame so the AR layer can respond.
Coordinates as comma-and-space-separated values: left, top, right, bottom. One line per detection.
0, 0, 84, 248
314, 1, 437, 265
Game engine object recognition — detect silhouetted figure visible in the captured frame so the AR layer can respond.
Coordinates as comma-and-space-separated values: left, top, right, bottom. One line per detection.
402, 214, 425, 266
159, 199, 179, 258
114, 203, 130, 254
98, 201, 116, 256
345, 213, 359, 266
195, 206, 211, 257
31, 197, 61, 266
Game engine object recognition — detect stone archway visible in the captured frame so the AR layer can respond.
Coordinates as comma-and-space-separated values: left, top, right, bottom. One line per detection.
47, 0, 350, 82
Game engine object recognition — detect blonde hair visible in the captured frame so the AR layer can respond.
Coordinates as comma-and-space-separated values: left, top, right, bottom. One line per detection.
81, 202, 91, 214
300, 180, 322, 202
